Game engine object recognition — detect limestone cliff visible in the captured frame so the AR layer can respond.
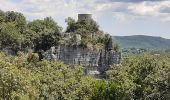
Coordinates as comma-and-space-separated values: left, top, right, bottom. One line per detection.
44, 44, 121, 76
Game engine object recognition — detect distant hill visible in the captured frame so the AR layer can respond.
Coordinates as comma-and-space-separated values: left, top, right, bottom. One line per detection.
113, 35, 170, 50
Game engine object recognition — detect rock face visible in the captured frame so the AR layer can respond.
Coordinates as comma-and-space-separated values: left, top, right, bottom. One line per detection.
43, 14, 121, 76
44, 44, 121, 76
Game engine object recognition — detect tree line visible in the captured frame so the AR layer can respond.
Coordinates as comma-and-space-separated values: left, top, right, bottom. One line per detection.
0, 10, 119, 54
0, 51, 170, 99
0, 10, 62, 54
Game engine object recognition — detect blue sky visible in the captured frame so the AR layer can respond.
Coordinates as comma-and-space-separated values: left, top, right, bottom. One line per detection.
1, 0, 170, 38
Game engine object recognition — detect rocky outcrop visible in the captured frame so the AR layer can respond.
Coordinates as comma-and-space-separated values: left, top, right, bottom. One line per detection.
44, 44, 121, 76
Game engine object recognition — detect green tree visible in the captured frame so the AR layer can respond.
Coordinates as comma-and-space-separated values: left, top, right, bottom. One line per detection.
27, 17, 62, 52
0, 10, 5, 23
107, 55, 170, 99
0, 52, 38, 99
0, 22, 24, 52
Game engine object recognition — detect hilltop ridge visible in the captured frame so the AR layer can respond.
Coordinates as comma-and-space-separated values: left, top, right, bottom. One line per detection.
114, 35, 170, 50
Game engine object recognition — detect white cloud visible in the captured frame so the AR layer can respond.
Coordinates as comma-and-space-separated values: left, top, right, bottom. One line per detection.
113, 13, 130, 22
128, 2, 159, 16
127, 1, 170, 22
0, 0, 125, 21
20, 0, 110, 20
129, 1, 170, 16
0, 0, 19, 11
0, 0, 170, 23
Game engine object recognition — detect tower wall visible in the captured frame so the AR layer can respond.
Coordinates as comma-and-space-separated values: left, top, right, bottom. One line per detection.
78, 14, 92, 22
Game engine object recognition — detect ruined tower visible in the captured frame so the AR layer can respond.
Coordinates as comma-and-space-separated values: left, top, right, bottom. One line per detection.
78, 14, 92, 22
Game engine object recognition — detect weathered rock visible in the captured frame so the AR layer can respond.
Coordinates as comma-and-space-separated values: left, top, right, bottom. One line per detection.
44, 45, 121, 76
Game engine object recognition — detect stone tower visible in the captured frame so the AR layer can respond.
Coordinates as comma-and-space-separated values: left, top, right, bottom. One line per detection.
78, 14, 92, 22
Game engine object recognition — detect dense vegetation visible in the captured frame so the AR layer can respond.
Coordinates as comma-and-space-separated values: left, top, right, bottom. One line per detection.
0, 51, 94, 99
114, 35, 170, 50
0, 10, 118, 54
0, 51, 170, 99
108, 54, 170, 99
0, 10, 62, 54
0, 10, 170, 99
0, 11, 61, 53
64, 17, 117, 51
